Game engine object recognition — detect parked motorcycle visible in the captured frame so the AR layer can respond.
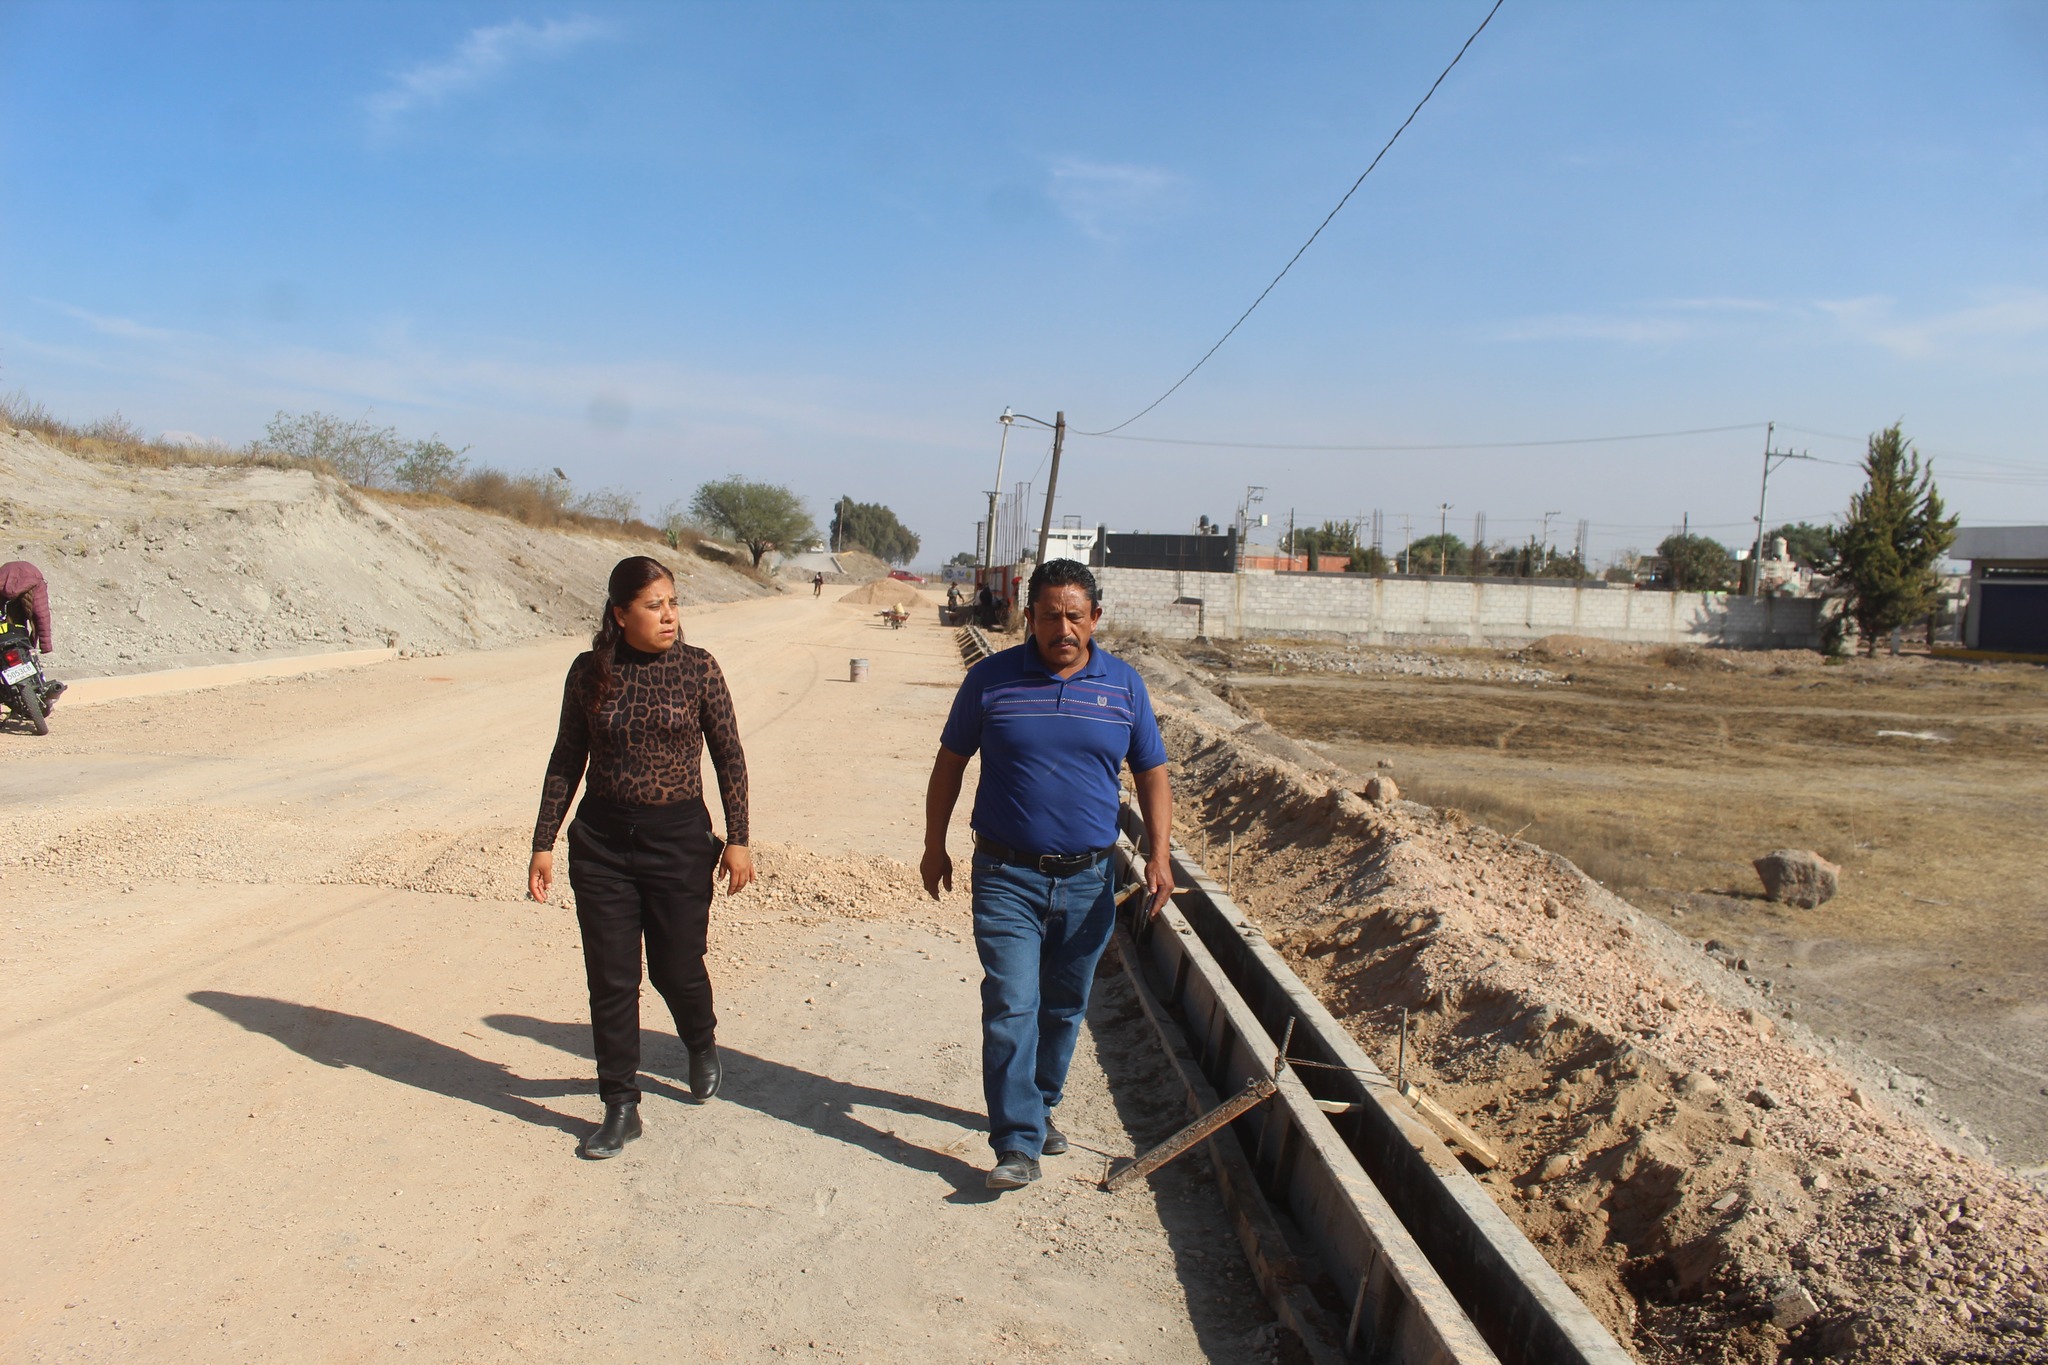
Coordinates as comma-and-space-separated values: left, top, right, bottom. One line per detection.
0, 619, 55, 735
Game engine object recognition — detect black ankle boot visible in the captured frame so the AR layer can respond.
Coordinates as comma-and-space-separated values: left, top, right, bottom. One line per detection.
688, 1044, 721, 1102
582, 1101, 641, 1159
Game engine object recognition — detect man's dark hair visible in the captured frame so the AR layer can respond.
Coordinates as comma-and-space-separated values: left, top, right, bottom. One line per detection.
1027, 558, 1099, 608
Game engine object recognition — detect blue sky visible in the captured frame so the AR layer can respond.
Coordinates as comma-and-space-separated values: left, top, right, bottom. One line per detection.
5, 1, 2046, 565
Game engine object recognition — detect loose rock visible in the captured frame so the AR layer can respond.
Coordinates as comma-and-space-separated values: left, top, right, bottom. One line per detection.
1754, 849, 1842, 908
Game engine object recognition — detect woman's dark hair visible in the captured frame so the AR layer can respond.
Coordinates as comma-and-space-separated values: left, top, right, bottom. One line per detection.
589, 555, 676, 710
1026, 558, 1099, 608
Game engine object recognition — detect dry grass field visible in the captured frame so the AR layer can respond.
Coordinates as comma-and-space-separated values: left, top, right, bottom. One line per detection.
1195, 638, 2048, 1182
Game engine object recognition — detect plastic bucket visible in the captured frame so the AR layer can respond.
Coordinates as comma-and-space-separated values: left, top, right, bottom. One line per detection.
849, 657, 869, 683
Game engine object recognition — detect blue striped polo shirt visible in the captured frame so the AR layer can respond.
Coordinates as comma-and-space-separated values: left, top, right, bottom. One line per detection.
939, 639, 1168, 856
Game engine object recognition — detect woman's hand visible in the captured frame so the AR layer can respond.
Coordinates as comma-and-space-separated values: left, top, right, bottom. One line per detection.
528, 850, 554, 903
721, 843, 754, 895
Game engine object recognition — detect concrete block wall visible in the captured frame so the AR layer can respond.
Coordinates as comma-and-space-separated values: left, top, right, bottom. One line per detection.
1096, 566, 1824, 649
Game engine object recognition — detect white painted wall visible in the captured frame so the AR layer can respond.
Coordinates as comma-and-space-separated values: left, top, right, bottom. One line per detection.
1096, 567, 1825, 649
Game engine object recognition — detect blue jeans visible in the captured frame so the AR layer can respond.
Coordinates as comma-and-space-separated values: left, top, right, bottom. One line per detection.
970, 852, 1118, 1158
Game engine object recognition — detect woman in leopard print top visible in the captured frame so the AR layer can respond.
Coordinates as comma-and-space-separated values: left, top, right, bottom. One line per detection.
527, 555, 752, 1159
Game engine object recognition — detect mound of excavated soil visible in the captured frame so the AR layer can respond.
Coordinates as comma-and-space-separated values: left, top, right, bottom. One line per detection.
839, 578, 935, 609
1, 432, 773, 676
1147, 696, 2048, 1364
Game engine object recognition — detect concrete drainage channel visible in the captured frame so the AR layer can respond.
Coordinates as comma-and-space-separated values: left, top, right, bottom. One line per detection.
1107, 806, 1633, 1365
950, 626, 1628, 1363
958, 623, 998, 665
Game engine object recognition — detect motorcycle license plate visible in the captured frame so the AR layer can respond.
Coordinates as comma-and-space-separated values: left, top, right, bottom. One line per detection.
0, 662, 34, 686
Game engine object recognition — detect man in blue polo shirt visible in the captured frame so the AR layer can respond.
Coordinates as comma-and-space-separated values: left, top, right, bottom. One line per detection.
921, 558, 1175, 1190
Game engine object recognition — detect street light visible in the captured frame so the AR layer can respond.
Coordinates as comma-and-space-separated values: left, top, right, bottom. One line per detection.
985, 409, 1066, 568
985, 408, 1014, 569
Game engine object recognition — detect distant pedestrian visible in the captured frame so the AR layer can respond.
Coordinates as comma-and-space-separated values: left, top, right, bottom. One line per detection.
528, 555, 753, 1160
812, 572, 824, 598
0, 560, 64, 706
921, 559, 1174, 1190
946, 584, 962, 610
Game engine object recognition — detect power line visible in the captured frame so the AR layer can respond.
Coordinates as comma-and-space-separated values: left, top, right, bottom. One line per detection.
1077, 420, 1763, 453
1778, 424, 2048, 477
1076, 0, 1507, 437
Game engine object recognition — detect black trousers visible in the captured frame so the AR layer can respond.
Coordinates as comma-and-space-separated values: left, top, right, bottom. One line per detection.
566, 797, 721, 1104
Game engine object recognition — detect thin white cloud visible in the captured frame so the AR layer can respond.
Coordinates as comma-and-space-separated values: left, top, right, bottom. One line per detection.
1494, 288, 2048, 370
1817, 289, 2048, 361
1046, 158, 1184, 240
367, 16, 613, 127
51, 302, 194, 345
10, 301, 965, 456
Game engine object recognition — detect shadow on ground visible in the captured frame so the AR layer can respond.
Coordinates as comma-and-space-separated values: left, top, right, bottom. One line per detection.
189, 991, 588, 1137
486, 1012, 997, 1200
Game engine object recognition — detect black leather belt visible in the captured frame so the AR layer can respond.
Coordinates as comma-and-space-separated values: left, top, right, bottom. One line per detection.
974, 835, 1113, 877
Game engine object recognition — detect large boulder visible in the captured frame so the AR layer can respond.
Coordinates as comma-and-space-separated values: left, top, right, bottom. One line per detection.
1754, 849, 1841, 908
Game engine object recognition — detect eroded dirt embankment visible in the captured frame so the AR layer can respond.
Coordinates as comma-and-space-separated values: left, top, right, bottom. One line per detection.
1, 431, 772, 677
1139, 672, 2048, 1364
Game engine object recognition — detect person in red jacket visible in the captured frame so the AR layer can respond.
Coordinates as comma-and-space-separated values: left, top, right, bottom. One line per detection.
0, 560, 64, 705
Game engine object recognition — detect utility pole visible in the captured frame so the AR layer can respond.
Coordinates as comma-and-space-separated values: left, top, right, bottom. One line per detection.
1285, 509, 1296, 565
1033, 412, 1066, 568
1539, 510, 1562, 572
1437, 502, 1453, 575
1400, 514, 1413, 574
986, 408, 1014, 570
1751, 421, 1815, 596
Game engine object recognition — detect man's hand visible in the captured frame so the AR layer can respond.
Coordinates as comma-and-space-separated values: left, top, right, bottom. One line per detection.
920, 846, 953, 901
528, 850, 553, 903
1131, 763, 1176, 918
721, 843, 754, 895
1143, 845, 1175, 919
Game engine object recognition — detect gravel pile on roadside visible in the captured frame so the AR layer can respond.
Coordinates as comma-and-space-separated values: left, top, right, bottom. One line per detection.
1152, 699, 2048, 1363
1230, 640, 1559, 685
839, 578, 938, 610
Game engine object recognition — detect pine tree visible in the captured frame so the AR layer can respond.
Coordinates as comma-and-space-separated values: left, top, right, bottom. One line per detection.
1833, 424, 1957, 655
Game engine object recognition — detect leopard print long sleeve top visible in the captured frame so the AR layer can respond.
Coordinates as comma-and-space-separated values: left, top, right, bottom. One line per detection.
531, 641, 750, 851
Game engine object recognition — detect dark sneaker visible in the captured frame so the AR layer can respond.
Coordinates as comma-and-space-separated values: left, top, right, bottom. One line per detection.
986, 1150, 1041, 1190
1041, 1121, 1069, 1157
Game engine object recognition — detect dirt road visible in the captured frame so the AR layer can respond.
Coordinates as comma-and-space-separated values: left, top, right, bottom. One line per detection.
1, 597, 1272, 1363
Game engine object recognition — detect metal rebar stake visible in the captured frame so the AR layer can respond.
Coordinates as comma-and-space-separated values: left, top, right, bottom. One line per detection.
1396, 1006, 1408, 1092
1103, 1078, 1278, 1192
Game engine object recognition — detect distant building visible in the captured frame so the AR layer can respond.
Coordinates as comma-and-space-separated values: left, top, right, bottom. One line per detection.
1736, 535, 1815, 596
1091, 531, 1236, 574
1954, 526, 2048, 654
1035, 524, 1099, 566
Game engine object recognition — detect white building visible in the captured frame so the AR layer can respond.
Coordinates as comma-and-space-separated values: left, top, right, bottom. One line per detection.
1031, 524, 1099, 566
